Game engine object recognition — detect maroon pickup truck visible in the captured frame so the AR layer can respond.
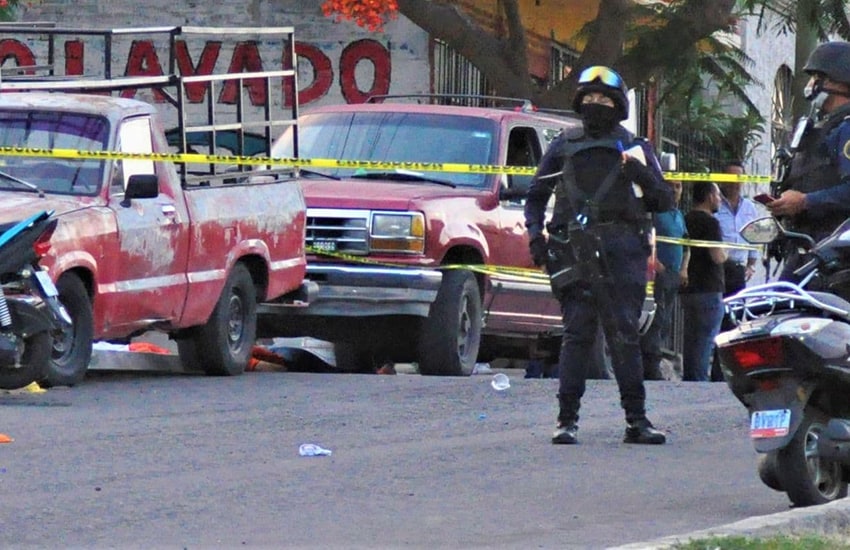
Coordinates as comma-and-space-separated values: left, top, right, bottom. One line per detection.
258, 97, 658, 376
0, 26, 309, 386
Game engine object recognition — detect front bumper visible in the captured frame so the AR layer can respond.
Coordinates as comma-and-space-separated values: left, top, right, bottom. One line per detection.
259, 263, 443, 318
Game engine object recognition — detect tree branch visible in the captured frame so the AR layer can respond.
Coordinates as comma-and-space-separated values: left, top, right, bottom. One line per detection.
396, 0, 534, 98
617, 0, 737, 88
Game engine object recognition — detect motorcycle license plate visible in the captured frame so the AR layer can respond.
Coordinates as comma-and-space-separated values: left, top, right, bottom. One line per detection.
750, 409, 791, 439
34, 271, 58, 297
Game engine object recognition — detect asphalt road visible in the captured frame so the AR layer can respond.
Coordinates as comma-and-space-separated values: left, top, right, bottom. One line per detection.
0, 367, 794, 549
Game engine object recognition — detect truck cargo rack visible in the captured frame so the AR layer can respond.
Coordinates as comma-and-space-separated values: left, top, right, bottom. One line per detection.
367, 93, 537, 111
0, 25, 299, 186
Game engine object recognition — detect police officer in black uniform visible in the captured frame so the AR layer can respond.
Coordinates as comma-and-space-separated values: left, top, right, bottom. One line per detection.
524, 66, 673, 445
768, 41, 850, 268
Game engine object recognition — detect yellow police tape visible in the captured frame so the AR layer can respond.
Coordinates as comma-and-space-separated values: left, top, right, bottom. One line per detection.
656, 236, 760, 251
0, 146, 771, 182
308, 234, 756, 285
0, 146, 761, 280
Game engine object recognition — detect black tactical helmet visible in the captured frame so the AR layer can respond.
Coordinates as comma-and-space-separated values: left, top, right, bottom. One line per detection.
804, 41, 850, 84
571, 65, 629, 121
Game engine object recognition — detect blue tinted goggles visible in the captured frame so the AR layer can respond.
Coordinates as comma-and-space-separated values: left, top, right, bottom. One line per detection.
577, 66, 623, 88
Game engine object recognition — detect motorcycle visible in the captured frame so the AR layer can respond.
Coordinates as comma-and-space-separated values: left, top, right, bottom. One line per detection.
0, 210, 71, 390
716, 215, 850, 507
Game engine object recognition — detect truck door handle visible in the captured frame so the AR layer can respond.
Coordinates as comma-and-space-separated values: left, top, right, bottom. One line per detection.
162, 205, 177, 217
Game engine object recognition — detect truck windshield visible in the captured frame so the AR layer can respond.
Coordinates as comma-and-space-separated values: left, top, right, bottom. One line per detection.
0, 111, 109, 196
272, 111, 497, 187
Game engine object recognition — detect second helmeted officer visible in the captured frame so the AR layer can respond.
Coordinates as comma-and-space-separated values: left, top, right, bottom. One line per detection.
769, 41, 850, 270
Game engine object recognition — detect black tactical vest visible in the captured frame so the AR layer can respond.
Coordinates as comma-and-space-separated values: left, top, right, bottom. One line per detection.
785, 107, 850, 238
549, 125, 645, 230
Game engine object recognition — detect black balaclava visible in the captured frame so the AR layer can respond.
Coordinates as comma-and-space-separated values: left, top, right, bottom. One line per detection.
581, 103, 620, 137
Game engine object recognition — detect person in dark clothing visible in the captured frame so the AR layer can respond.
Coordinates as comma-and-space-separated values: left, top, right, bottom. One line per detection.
681, 182, 726, 382
640, 178, 689, 381
524, 66, 674, 445
767, 41, 850, 274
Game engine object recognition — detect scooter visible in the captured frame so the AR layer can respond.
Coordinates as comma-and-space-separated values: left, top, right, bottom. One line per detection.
716, 215, 850, 507
0, 210, 71, 390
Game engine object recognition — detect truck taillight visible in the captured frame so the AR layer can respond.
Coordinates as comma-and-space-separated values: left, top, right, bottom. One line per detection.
729, 337, 783, 370
33, 222, 57, 258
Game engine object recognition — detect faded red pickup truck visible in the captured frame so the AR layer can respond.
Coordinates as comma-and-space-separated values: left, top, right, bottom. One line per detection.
0, 26, 308, 385
258, 96, 658, 376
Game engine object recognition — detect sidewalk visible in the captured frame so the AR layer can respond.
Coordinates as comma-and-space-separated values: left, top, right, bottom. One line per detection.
612, 498, 850, 549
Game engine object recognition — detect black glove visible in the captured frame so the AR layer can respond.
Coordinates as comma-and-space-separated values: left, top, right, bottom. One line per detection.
529, 234, 548, 267
622, 157, 652, 186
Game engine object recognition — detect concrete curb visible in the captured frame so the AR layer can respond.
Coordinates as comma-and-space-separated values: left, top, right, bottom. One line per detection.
610, 498, 850, 549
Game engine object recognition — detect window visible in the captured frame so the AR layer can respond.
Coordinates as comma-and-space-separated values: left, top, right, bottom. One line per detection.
115, 117, 155, 190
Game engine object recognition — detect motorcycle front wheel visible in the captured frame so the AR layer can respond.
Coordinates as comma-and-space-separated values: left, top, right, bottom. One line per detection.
776, 408, 848, 507
0, 330, 51, 390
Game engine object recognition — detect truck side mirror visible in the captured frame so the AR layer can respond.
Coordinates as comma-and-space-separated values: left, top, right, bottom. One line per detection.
121, 174, 159, 207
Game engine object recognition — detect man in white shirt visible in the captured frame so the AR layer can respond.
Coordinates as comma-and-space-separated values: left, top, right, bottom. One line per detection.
715, 160, 760, 295
712, 160, 760, 381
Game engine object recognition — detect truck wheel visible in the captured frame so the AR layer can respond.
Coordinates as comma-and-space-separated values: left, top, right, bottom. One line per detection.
176, 334, 202, 372
776, 408, 848, 506
43, 273, 92, 387
193, 263, 257, 376
418, 270, 481, 376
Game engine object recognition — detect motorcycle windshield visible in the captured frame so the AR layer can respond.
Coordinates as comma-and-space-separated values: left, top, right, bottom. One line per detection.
815, 218, 850, 255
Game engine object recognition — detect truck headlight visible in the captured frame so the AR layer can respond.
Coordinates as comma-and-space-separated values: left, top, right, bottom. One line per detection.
370, 212, 425, 254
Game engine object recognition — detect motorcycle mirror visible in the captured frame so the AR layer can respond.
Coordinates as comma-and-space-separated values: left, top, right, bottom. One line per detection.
740, 216, 782, 244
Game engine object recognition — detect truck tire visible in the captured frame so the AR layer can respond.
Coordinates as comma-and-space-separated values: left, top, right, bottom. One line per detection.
192, 263, 257, 376
175, 334, 202, 372
418, 270, 481, 376
43, 273, 92, 387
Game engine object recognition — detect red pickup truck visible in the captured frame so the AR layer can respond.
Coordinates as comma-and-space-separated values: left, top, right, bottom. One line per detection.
258, 97, 658, 376
0, 26, 309, 386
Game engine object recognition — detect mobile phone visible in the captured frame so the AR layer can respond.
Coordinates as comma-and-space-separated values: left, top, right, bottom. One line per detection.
754, 193, 776, 205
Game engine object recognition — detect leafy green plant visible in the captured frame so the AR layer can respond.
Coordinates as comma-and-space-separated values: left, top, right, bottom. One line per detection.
672, 534, 850, 550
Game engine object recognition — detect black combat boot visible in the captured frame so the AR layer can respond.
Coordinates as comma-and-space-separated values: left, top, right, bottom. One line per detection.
552, 421, 579, 444
553, 395, 579, 444
624, 417, 666, 445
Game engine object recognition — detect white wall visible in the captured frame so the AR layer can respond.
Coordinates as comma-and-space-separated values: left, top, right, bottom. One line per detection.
738, 13, 796, 192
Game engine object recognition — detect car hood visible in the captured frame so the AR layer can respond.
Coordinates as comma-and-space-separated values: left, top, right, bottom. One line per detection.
301, 178, 476, 210
0, 193, 92, 223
